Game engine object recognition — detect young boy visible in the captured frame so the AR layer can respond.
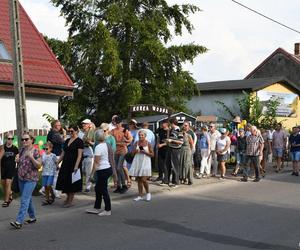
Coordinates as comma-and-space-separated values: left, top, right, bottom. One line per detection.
41, 142, 58, 205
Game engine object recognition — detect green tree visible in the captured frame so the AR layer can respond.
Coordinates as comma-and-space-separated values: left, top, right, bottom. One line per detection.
216, 91, 280, 128
49, 0, 207, 124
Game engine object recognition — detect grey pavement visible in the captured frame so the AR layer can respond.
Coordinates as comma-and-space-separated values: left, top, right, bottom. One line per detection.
1, 165, 300, 250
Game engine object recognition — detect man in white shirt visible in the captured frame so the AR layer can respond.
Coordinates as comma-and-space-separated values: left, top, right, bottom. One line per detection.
208, 123, 221, 177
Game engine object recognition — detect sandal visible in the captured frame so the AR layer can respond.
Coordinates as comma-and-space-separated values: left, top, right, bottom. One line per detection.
2, 201, 10, 207
42, 199, 53, 206
9, 193, 13, 203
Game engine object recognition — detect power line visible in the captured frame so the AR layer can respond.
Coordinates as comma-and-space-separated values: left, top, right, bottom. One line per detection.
231, 0, 300, 34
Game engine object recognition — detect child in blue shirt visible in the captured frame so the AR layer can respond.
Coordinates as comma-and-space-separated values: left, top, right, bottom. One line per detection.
41, 142, 58, 205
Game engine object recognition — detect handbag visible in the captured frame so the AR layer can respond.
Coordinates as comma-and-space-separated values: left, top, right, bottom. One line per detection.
124, 152, 134, 164
11, 169, 20, 193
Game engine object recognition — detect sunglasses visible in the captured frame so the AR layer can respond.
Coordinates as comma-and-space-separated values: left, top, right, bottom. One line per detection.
103, 129, 108, 132
21, 138, 30, 141
44, 148, 49, 150
68, 130, 75, 133
7, 138, 14, 140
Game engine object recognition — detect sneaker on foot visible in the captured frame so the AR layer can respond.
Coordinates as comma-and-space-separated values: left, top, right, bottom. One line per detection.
159, 182, 168, 187
113, 186, 122, 193
86, 208, 101, 214
295, 172, 299, 176
146, 193, 151, 201
133, 196, 143, 201
240, 177, 248, 182
120, 186, 128, 194
253, 178, 260, 182
10, 221, 22, 229
98, 210, 111, 216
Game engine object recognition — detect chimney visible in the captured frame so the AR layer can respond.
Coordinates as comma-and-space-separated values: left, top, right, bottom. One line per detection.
295, 43, 300, 56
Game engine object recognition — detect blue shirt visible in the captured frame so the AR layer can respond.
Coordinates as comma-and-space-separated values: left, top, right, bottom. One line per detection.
198, 132, 209, 149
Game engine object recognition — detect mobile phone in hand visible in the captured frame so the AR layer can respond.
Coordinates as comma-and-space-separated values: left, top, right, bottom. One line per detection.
139, 146, 144, 151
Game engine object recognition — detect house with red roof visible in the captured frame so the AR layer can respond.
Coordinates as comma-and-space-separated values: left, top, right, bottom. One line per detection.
0, 0, 73, 133
187, 43, 300, 128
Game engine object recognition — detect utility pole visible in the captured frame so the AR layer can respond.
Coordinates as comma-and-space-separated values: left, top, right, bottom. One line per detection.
9, 0, 28, 147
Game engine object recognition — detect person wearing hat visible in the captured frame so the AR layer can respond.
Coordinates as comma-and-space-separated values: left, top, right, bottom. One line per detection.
108, 115, 118, 131
216, 128, 231, 179
80, 119, 95, 193
231, 128, 246, 176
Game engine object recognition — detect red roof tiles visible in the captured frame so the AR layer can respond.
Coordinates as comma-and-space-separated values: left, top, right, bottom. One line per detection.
0, 0, 73, 90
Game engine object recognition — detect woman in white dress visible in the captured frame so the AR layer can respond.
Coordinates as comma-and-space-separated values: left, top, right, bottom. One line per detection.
129, 130, 154, 201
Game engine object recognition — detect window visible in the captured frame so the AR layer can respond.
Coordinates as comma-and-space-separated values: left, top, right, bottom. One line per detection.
0, 41, 11, 60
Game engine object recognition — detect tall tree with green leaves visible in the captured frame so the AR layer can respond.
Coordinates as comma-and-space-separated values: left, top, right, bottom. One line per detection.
50, 0, 207, 124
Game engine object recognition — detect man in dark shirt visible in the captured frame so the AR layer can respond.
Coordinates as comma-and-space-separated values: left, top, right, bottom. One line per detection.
46, 119, 65, 198
289, 126, 300, 176
164, 118, 183, 187
156, 120, 169, 182
47, 120, 65, 157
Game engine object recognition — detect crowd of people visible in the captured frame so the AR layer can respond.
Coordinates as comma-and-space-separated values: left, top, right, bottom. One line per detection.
0, 115, 300, 229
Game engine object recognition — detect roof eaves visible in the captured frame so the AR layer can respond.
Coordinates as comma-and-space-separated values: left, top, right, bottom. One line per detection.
245, 47, 300, 79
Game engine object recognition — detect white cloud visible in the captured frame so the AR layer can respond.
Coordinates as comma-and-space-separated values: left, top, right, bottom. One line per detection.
19, 0, 68, 40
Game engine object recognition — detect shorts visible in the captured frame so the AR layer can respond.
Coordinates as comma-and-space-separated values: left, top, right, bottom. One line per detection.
273, 148, 283, 158
236, 152, 246, 165
42, 175, 55, 187
291, 151, 300, 161
1, 165, 15, 179
217, 153, 229, 162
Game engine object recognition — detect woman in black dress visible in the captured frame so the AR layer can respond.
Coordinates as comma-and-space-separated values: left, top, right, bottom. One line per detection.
56, 125, 83, 207
1, 133, 19, 207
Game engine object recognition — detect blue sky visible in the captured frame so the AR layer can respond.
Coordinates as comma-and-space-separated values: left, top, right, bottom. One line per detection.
19, 0, 300, 83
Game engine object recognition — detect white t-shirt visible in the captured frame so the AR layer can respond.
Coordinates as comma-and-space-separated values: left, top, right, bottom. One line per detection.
94, 143, 111, 170
216, 136, 231, 155
0, 137, 3, 146
209, 130, 221, 150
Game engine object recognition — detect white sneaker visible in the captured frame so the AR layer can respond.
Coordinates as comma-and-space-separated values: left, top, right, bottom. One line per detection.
98, 210, 111, 216
146, 193, 151, 201
133, 196, 143, 201
86, 208, 101, 214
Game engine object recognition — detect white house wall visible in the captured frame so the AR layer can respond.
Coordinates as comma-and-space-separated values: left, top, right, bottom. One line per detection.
0, 94, 58, 133
187, 91, 244, 119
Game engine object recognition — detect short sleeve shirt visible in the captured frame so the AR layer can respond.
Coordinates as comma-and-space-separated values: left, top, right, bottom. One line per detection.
246, 135, 264, 156
42, 153, 57, 176
209, 130, 221, 150
111, 128, 132, 155
272, 130, 287, 149
94, 143, 111, 170
18, 148, 41, 182
289, 134, 300, 152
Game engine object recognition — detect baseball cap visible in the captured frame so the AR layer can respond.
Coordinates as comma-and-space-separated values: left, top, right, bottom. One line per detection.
82, 119, 91, 124
220, 128, 227, 134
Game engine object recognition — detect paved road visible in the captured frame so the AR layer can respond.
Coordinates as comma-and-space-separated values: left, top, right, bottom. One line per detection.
1, 168, 300, 250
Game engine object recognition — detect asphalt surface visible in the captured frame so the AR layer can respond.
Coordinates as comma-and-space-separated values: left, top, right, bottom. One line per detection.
1, 167, 300, 250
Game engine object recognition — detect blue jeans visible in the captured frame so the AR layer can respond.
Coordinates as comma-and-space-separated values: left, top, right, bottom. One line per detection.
16, 180, 37, 224
114, 154, 126, 186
